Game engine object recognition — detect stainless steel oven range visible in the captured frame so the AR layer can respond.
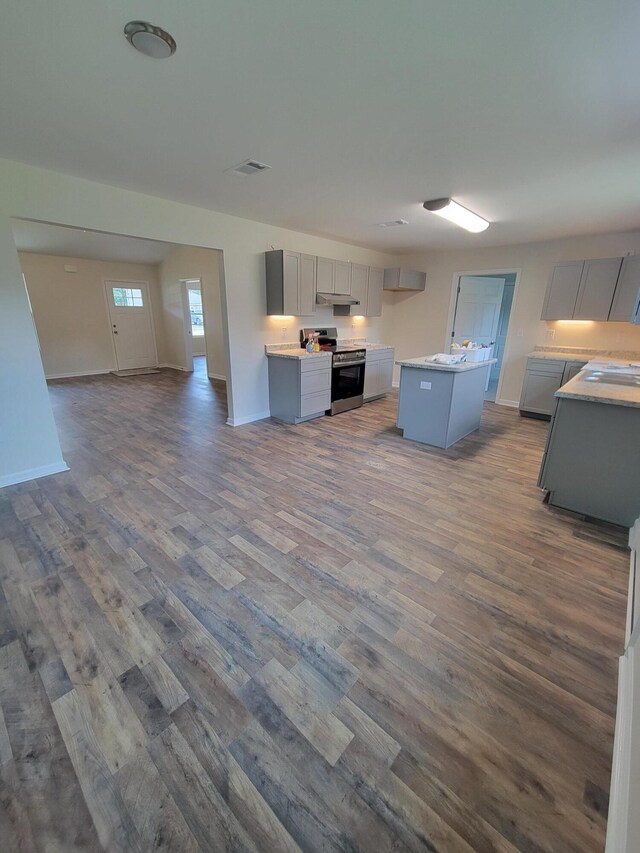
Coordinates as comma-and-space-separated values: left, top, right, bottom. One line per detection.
300, 327, 366, 416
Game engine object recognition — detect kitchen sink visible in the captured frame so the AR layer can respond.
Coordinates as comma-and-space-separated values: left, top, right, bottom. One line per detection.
583, 371, 640, 387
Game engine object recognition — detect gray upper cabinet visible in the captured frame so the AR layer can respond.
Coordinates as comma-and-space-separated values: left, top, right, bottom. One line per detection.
609, 255, 640, 322
349, 263, 369, 314
541, 261, 584, 320
299, 253, 317, 316
316, 257, 335, 294
367, 267, 384, 316
266, 250, 300, 315
334, 260, 351, 294
266, 250, 316, 316
383, 268, 426, 292
573, 257, 622, 320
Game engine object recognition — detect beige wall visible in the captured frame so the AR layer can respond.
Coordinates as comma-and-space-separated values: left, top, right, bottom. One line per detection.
158, 245, 226, 377
18, 252, 164, 378
384, 231, 640, 403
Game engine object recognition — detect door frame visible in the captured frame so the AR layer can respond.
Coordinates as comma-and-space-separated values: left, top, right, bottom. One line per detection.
103, 279, 158, 370
446, 268, 521, 405
180, 278, 208, 373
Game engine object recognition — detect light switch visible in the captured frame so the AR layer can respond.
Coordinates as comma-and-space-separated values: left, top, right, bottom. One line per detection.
420, 381, 432, 390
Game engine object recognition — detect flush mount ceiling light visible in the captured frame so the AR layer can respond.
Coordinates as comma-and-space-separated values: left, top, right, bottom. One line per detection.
124, 21, 176, 58
378, 219, 409, 228
422, 198, 490, 233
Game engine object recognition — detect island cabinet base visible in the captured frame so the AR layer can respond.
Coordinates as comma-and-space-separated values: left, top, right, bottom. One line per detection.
539, 397, 640, 527
396, 364, 489, 448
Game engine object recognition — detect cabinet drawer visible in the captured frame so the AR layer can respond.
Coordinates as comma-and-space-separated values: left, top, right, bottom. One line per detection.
366, 347, 394, 362
300, 368, 331, 395
299, 390, 330, 417
527, 358, 565, 375
300, 356, 331, 373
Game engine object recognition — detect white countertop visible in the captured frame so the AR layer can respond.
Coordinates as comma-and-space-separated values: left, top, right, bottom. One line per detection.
265, 344, 331, 360
530, 347, 640, 363
396, 356, 497, 372
556, 359, 640, 408
265, 340, 393, 359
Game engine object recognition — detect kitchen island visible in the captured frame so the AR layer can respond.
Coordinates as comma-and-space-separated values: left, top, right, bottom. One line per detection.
539, 361, 640, 526
396, 356, 495, 448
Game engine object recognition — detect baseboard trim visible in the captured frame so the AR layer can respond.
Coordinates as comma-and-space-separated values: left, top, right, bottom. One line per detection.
158, 363, 189, 371
0, 460, 69, 489
226, 410, 271, 427
496, 399, 519, 408
208, 373, 227, 381
46, 368, 111, 380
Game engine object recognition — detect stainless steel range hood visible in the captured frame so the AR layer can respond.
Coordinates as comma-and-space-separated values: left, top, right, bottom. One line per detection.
316, 292, 360, 306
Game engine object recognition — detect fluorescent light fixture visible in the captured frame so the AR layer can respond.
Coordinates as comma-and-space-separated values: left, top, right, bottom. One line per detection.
423, 198, 490, 233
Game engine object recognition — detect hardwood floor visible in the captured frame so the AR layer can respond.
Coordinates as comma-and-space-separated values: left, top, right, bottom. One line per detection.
0, 367, 629, 852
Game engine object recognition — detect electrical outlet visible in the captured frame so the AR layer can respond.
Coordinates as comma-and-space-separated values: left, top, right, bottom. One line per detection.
545, 328, 556, 341
281, 327, 287, 339
516, 328, 524, 338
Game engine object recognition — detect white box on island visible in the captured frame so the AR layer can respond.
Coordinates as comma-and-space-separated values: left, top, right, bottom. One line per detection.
395, 356, 496, 448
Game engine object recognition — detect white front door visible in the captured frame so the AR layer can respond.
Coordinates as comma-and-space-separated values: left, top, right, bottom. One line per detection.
105, 281, 157, 370
452, 276, 505, 346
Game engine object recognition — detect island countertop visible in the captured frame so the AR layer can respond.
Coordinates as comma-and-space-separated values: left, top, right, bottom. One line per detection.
396, 356, 497, 372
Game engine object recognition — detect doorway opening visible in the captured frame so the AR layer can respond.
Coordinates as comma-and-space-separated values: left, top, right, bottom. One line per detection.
449, 270, 518, 403
11, 218, 229, 407
181, 278, 207, 376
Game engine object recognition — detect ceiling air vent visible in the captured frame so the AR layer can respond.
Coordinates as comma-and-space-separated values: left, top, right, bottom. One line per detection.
378, 219, 409, 228
229, 159, 272, 176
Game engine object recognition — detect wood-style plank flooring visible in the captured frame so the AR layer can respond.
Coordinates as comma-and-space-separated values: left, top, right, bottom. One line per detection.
0, 358, 629, 852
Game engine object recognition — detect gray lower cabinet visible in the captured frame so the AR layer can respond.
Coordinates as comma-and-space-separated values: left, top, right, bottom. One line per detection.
609, 255, 640, 322
519, 357, 587, 418
266, 250, 316, 316
519, 358, 565, 417
539, 397, 640, 527
267, 356, 331, 424
363, 347, 394, 401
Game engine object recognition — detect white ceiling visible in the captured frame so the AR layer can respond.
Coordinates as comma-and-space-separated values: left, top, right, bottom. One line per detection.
11, 220, 174, 264
1, 1, 639, 253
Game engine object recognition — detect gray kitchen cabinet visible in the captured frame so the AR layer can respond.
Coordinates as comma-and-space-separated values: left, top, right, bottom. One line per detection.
299, 253, 317, 316
573, 257, 622, 320
609, 255, 640, 322
317, 256, 336, 294
335, 260, 351, 294
335, 263, 382, 317
539, 396, 640, 527
265, 250, 316, 316
367, 267, 384, 317
363, 347, 394, 401
541, 261, 584, 320
267, 355, 331, 423
519, 358, 565, 417
561, 360, 587, 386
383, 268, 426, 292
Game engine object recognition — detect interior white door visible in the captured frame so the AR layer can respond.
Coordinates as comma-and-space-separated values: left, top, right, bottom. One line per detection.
452, 276, 505, 346
105, 281, 157, 370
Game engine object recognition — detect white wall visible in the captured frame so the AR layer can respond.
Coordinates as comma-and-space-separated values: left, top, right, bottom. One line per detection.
19, 252, 164, 378
384, 231, 640, 403
0, 157, 399, 485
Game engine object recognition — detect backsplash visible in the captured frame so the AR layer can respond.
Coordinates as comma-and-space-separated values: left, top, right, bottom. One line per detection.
541, 320, 640, 352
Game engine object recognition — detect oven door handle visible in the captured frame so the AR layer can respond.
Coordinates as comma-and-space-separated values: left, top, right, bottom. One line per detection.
333, 359, 366, 368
